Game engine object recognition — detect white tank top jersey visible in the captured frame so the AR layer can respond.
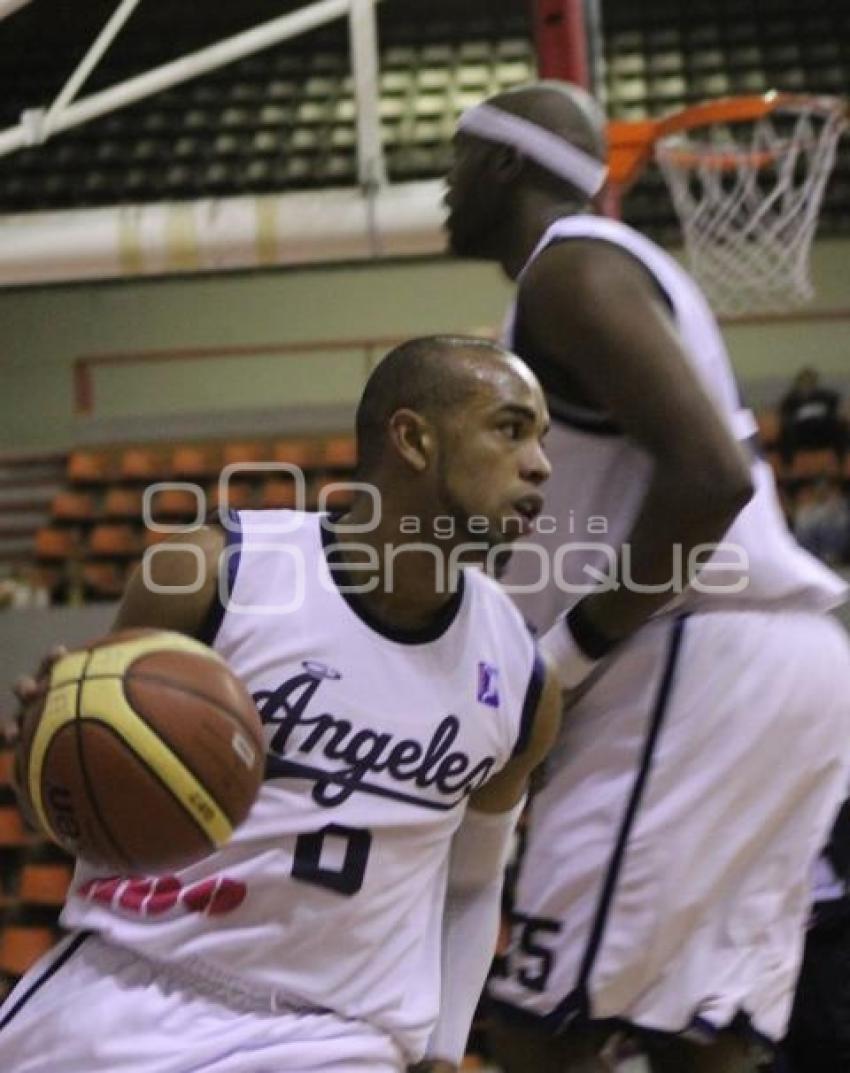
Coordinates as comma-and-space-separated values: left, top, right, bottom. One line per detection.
502, 215, 846, 628
62, 511, 543, 1061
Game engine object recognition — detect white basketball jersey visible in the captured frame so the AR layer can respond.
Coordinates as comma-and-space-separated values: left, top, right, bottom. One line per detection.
502, 214, 846, 630
62, 511, 541, 1061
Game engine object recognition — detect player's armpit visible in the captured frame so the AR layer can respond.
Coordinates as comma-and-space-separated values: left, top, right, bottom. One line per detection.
113, 524, 225, 641
467, 658, 561, 814
517, 239, 752, 504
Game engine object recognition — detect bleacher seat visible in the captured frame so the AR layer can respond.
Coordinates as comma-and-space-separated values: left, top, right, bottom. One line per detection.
207, 483, 255, 513
0, 750, 13, 789
50, 491, 96, 523
18, 863, 73, 908
88, 524, 141, 558
0, 807, 31, 848
67, 450, 112, 484
119, 447, 167, 482
222, 442, 268, 467
261, 478, 297, 509
273, 440, 317, 469
171, 445, 221, 480
34, 527, 79, 561
147, 487, 202, 522
103, 488, 144, 520
321, 437, 357, 468
0, 925, 56, 977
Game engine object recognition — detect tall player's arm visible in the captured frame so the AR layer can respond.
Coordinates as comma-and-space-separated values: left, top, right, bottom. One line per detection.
517, 239, 754, 685
113, 524, 225, 636
420, 659, 561, 1071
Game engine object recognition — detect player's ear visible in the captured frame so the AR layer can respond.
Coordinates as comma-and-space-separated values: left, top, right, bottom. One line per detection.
487, 144, 523, 184
388, 409, 434, 473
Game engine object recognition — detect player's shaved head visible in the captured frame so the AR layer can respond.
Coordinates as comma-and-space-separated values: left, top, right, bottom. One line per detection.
486, 80, 607, 161
356, 335, 524, 476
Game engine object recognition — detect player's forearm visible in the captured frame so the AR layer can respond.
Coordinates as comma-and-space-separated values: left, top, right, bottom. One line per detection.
541, 461, 753, 690
424, 802, 523, 1065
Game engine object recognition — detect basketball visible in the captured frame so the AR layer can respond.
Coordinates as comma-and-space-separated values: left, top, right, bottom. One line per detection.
16, 628, 265, 873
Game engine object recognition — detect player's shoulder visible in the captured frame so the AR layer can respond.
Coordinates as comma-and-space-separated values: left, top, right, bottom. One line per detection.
227, 507, 325, 547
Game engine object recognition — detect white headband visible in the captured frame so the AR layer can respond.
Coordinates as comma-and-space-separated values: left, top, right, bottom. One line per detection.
457, 102, 608, 198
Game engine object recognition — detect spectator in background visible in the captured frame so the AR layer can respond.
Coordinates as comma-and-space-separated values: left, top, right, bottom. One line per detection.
794, 478, 850, 565
0, 566, 50, 610
779, 367, 846, 464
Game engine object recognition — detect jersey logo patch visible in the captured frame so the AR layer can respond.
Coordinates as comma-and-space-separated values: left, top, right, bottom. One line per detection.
477, 662, 500, 708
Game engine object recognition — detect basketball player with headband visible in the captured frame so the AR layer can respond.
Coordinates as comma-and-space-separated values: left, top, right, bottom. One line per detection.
446, 81, 850, 1073
0, 337, 560, 1073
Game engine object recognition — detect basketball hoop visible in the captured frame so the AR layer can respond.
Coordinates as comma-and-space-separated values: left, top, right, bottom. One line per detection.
653, 93, 848, 315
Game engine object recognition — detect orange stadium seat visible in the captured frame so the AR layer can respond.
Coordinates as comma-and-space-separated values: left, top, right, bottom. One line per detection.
171, 444, 221, 479
67, 450, 112, 484
222, 442, 267, 467
50, 491, 96, 522
34, 527, 78, 560
0, 926, 56, 976
272, 439, 316, 469
119, 447, 168, 481
18, 863, 73, 908
261, 478, 297, 509
0, 749, 14, 788
207, 482, 254, 512
0, 807, 31, 848
146, 487, 202, 521
103, 487, 144, 519
88, 524, 141, 558
142, 528, 173, 549
321, 436, 357, 468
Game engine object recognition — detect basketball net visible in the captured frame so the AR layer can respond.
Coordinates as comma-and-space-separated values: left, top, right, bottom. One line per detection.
654, 95, 847, 316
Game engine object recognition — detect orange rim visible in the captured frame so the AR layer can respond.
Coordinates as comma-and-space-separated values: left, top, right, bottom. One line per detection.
656, 146, 780, 173
606, 118, 657, 188
656, 92, 847, 140
607, 93, 847, 187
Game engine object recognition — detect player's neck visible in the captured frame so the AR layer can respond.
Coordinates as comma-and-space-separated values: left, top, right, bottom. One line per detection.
328, 510, 465, 629
499, 196, 586, 279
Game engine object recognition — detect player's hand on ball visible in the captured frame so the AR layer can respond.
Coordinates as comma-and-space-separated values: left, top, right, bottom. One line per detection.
2, 645, 68, 828
14, 629, 264, 871
3, 644, 68, 745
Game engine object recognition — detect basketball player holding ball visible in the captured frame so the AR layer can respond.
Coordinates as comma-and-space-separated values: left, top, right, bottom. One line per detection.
0, 336, 560, 1073
446, 82, 850, 1072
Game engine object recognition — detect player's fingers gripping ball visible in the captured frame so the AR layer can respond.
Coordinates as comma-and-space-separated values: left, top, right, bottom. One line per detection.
15, 629, 264, 872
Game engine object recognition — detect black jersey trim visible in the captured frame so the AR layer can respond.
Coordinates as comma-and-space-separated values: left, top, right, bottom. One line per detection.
0, 931, 92, 1031
319, 513, 466, 645
571, 614, 688, 1014
512, 651, 545, 758
490, 614, 689, 1034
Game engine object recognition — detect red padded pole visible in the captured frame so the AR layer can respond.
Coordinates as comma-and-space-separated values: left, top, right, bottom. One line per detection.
532, 0, 590, 87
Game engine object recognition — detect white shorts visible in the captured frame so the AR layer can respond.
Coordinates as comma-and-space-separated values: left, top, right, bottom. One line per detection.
489, 609, 850, 1044
0, 934, 404, 1073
